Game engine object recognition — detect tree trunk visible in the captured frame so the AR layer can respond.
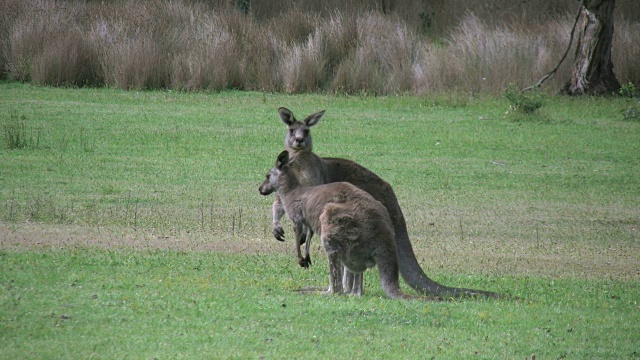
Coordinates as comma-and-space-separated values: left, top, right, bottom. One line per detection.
567, 0, 620, 95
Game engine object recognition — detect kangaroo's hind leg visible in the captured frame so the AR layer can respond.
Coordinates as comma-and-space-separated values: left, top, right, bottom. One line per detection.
343, 268, 363, 296
326, 249, 344, 294
293, 222, 311, 268
302, 226, 313, 267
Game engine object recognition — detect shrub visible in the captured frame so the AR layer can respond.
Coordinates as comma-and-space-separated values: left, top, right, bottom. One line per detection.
619, 82, 638, 98
503, 86, 543, 113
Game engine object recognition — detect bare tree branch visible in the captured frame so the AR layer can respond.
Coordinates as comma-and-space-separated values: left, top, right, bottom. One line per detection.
522, 0, 584, 92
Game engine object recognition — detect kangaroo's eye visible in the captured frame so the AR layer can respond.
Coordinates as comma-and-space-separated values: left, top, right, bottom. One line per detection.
289, 129, 295, 135
303, 129, 309, 136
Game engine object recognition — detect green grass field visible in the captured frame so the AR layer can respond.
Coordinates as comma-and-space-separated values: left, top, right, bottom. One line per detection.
1, 82, 639, 358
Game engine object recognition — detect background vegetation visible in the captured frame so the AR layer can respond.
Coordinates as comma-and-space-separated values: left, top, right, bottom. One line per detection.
1, 0, 639, 95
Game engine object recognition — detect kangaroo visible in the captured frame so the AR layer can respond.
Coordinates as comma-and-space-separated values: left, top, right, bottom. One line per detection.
259, 150, 436, 300
270, 107, 502, 299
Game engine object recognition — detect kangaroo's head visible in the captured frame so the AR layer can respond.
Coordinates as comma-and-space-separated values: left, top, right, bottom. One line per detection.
279, 107, 325, 152
259, 150, 290, 196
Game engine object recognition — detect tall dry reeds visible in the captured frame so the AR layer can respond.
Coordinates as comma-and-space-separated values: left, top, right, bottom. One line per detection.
279, 29, 325, 93
1, 0, 638, 94
614, 21, 640, 87
331, 12, 415, 94
419, 13, 572, 94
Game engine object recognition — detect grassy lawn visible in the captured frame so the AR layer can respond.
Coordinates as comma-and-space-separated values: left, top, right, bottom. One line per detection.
1, 82, 639, 358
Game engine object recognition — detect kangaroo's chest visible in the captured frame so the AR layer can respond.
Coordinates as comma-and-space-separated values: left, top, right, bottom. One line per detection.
290, 154, 327, 186
296, 166, 325, 186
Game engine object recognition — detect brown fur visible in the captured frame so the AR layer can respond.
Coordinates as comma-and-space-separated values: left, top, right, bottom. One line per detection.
271, 107, 502, 299
259, 151, 429, 299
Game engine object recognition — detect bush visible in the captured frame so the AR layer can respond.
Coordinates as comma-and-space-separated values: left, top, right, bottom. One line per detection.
502, 84, 551, 122
503, 85, 544, 114
619, 82, 638, 98
619, 82, 640, 121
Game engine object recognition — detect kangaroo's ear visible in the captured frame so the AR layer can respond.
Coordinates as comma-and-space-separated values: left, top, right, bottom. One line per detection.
303, 110, 325, 127
278, 107, 295, 126
276, 150, 290, 169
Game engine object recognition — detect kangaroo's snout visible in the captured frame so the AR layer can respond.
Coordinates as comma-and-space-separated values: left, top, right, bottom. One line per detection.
259, 174, 277, 196
289, 134, 306, 149
258, 183, 272, 196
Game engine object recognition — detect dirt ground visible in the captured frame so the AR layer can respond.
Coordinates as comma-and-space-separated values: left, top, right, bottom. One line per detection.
2, 222, 638, 281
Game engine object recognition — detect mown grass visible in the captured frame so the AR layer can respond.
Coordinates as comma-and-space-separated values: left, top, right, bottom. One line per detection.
0, 82, 639, 358
1, 249, 638, 359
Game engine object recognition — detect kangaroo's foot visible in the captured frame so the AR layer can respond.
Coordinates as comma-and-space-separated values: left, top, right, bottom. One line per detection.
272, 226, 307, 244
272, 225, 285, 241
298, 254, 312, 268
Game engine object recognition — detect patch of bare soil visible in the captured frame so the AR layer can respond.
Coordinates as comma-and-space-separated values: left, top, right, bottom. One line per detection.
417, 247, 640, 281
0, 222, 288, 254
2, 222, 638, 280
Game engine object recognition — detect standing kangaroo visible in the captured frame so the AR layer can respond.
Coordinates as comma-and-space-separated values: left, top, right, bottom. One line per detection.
259, 150, 435, 300
271, 107, 502, 299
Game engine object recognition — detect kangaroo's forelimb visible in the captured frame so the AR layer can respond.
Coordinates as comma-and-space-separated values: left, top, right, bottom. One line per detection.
272, 195, 285, 241
294, 221, 311, 268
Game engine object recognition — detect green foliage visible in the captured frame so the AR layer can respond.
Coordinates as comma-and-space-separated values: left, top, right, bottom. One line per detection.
502, 85, 549, 122
620, 82, 640, 121
619, 81, 638, 98
503, 85, 544, 114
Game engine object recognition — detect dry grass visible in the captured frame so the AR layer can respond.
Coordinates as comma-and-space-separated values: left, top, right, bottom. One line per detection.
332, 12, 415, 94
1, 0, 639, 93
279, 27, 325, 93
614, 21, 640, 87
0, 222, 285, 255
172, 9, 245, 91
3, 220, 638, 281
